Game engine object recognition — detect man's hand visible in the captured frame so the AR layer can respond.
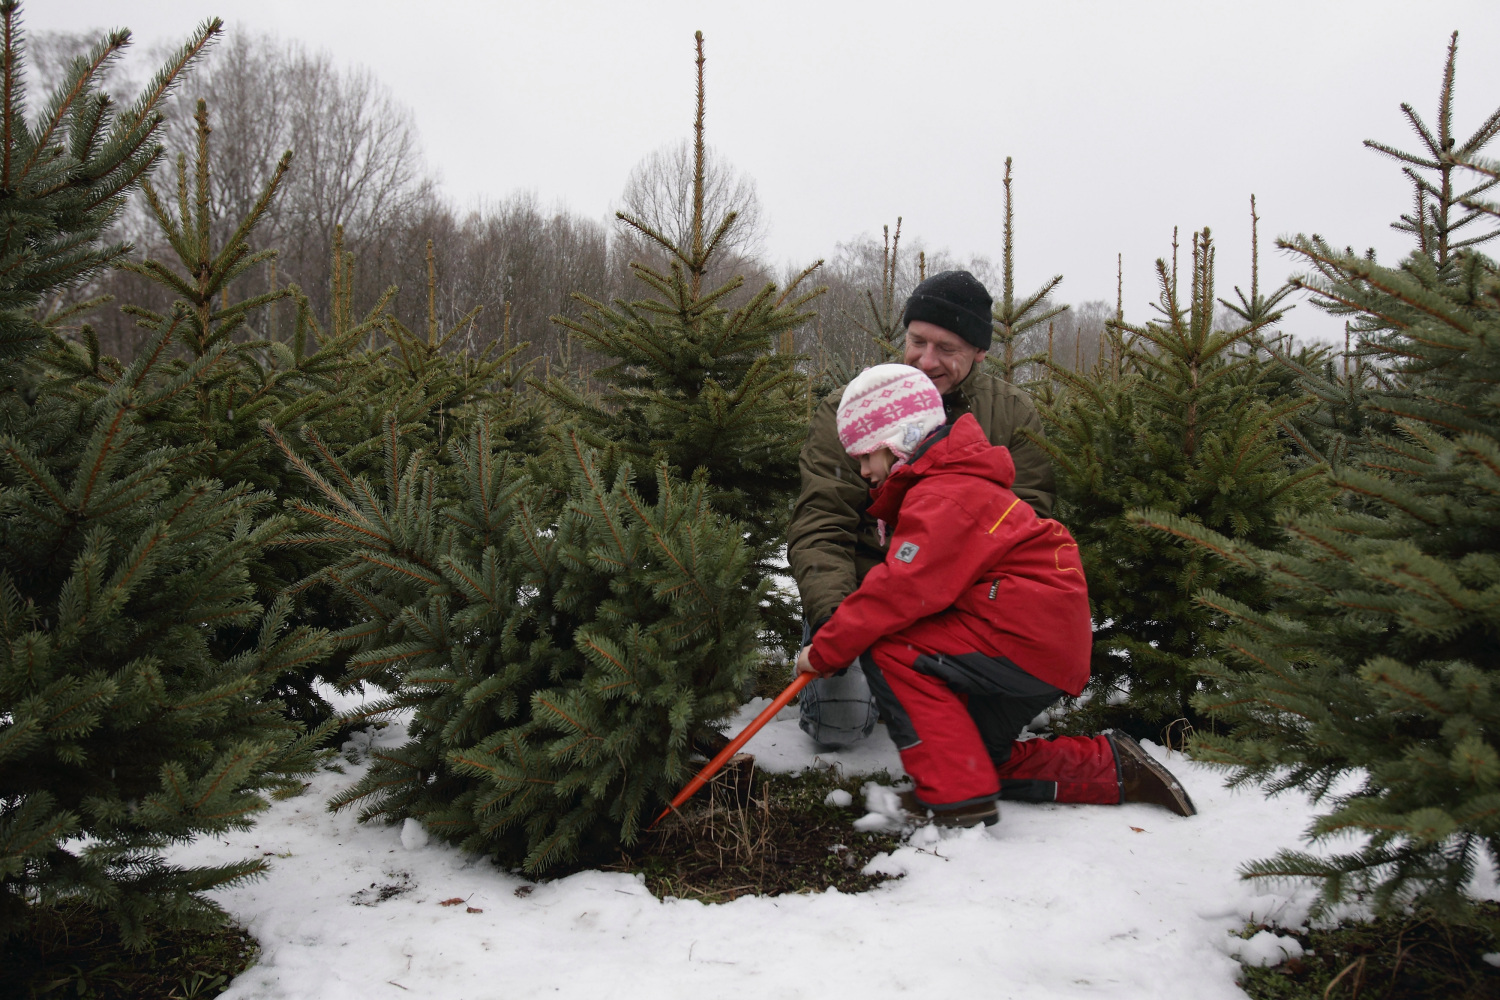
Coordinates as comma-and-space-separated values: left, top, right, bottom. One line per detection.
795, 646, 818, 676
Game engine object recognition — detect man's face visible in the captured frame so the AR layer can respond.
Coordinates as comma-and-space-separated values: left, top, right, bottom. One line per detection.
903, 320, 985, 395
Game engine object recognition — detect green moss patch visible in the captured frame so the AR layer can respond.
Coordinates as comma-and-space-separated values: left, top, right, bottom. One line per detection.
1238, 905, 1499, 1000
3, 904, 258, 999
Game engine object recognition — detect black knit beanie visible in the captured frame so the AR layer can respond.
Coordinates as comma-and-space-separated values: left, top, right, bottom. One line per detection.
901, 270, 994, 351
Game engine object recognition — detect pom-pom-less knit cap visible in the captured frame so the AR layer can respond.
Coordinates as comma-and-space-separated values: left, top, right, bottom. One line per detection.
901, 269, 994, 351
836, 364, 946, 459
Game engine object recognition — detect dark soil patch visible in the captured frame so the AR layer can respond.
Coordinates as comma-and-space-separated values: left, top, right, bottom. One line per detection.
602, 766, 905, 903
350, 870, 414, 906
1237, 904, 1500, 1000
3, 903, 257, 999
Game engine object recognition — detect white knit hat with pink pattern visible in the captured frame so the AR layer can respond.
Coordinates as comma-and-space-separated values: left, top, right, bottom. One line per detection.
836, 364, 946, 458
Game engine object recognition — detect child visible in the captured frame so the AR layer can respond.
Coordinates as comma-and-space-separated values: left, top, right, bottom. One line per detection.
795, 364, 1195, 827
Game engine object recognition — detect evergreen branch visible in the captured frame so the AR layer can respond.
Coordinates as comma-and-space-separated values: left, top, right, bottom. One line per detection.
354, 552, 442, 587
1365, 137, 1439, 171
114, 17, 222, 137
0, 434, 69, 509
0, 1, 18, 190
615, 211, 693, 271
72, 401, 130, 515
567, 434, 629, 560
211, 152, 292, 278
775, 259, 825, 309
261, 421, 369, 525
17, 28, 130, 185
1128, 509, 1258, 570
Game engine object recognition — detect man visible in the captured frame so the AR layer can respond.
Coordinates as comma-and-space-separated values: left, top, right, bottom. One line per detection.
788, 270, 1054, 747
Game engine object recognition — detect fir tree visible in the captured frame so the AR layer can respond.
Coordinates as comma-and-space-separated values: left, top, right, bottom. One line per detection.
268, 415, 761, 872
834, 217, 906, 379
812, 217, 912, 401
1039, 221, 1327, 730
1260, 30, 1500, 477
114, 96, 522, 499
372, 238, 524, 457
1144, 36, 1500, 917
112, 100, 525, 727
104, 99, 391, 731
0, 4, 206, 372
1251, 328, 1386, 474
985, 157, 1065, 385
116, 100, 386, 491
544, 33, 820, 646
0, 8, 335, 946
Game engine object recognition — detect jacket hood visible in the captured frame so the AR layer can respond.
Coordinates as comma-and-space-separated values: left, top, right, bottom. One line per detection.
867, 413, 1015, 521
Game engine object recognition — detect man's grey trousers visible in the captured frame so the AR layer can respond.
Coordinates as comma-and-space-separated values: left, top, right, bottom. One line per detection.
797, 620, 879, 747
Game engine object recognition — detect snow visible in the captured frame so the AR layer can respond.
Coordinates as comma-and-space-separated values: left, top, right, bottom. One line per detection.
853, 780, 909, 833
1226, 930, 1305, 968
822, 789, 854, 808
400, 817, 430, 852
724, 696, 906, 778
163, 686, 1498, 1000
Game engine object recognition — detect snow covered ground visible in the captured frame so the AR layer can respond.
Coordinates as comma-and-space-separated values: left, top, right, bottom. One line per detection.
168, 690, 1496, 1000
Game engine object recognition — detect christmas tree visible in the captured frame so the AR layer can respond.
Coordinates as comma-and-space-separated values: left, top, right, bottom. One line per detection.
268, 414, 761, 871
118, 100, 387, 489
836, 217, 907, 377
112, 97, 527, 727
543, 33, 820, 647
985, 157, 1065, 385
1040, 219, 1327, 730
0, 7, 334, 946
1150, 34, 1500, 917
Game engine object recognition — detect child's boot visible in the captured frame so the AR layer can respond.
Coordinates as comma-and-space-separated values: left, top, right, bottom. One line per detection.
898, 789, 1000, 828
1108, 732, 1196, 816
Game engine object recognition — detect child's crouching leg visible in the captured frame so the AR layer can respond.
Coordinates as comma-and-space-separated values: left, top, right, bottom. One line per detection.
862, 643, 1000, 808
994, 734, 1121, 804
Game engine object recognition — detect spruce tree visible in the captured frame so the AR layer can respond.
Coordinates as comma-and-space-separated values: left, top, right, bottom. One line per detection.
835, 217, 907, 377
370, 238, 524, 457
107, 99, 391, 732
544, 33, 820, 647
1039, 221, 1327, 730
113, 100, 525, 727
812, 217, 916, 402
985, 157, 1065, 385
1148, 36, 1500, 917
0, 8, 335, 946
268, 415, 760, 871
116, 97, 520, 510
118, 100, 386, 490
0, 7, 200, 371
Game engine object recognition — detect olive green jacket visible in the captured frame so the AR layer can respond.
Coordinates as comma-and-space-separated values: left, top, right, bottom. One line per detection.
786, 369, 1056, 624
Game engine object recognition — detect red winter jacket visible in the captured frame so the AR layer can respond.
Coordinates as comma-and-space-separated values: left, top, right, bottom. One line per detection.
807, 413, 1093, 696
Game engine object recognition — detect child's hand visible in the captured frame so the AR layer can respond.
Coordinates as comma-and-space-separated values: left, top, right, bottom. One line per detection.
795, 646, 817, 676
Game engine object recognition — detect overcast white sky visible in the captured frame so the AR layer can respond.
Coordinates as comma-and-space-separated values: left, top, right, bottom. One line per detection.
37, 1, 1500, 342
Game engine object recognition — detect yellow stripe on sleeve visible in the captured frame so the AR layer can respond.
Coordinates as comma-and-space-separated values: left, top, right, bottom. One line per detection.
987, 497, 1022, 534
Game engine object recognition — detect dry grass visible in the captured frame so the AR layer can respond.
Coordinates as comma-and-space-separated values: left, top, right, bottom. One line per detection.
601, 765, 905, 903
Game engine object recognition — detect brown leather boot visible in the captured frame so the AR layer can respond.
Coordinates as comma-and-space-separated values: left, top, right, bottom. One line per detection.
897, 790, 1000, 828
1108, 732, 1196, 817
